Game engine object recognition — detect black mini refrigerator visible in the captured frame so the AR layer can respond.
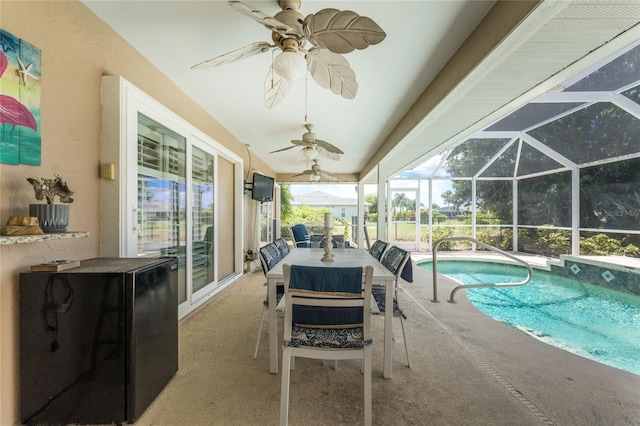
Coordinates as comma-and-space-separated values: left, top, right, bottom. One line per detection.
20, 257, 179, 425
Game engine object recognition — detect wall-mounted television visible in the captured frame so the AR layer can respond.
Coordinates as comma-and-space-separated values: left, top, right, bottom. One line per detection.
251, 172, 274, 202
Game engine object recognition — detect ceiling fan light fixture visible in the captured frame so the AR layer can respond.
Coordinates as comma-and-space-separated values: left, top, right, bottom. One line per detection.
273, 39, 306, 81
310, 173, 321, 182
273, 51, 306, 81
301, 146, 318, 160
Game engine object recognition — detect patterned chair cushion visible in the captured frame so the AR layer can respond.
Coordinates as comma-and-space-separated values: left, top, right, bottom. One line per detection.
263, 284, 285, 306
309, 234, 346, 249
369, 240, 388, 261
381, 246, 408, 276
259, 243, 281, 271
309, 234, 324, 248
286, 326, 372, 349
372, 286, 406, 319
332, 235, 345, 249
274, 237, 290, 256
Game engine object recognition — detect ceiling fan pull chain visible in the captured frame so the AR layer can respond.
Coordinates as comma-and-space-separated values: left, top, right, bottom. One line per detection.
304, 73, 308, 123
270, 50, 276, 89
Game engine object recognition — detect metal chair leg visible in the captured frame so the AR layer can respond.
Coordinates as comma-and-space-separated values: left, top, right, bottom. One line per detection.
399, 314, 410, 368
252, 305, 267, 359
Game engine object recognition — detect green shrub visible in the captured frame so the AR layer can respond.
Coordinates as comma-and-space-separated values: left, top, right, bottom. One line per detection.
430, 227, 455, 250
476, 229, 501, 248
500, 228, 514, 251
537, 227, 571, 256
580, 233, 640, 257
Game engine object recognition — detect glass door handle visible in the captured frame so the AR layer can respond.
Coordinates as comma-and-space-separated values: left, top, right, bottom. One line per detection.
132, 207, 139, 233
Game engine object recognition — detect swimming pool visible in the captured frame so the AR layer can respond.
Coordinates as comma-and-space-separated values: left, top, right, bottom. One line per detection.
419, 260, 640, 376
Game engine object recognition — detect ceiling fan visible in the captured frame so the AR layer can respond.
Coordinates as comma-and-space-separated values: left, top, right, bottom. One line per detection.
269, 123, 343, 162
191, 0, 386, 108
292, 160, 337, 182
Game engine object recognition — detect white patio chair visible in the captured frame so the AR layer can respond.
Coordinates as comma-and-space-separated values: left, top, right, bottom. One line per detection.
374, 245, 411, 368
280, 264, 374, 426
253, 242, 284, 360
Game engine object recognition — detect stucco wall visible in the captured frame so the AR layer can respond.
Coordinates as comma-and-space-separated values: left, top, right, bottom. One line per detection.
0, 2, 272, 423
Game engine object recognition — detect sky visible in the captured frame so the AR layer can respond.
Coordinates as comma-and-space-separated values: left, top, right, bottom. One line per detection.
287, 148, 456, 205
288, 181, 453, 207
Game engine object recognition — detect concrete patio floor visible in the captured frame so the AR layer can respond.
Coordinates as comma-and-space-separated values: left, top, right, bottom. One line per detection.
135, 252, 640, 426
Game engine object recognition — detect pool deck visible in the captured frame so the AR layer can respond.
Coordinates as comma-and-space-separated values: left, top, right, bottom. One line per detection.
404, 252, 640, 424
136, 250, 640, 425
413, 251, 640, 273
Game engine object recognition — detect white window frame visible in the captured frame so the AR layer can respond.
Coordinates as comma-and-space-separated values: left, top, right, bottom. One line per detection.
100, 76, 244, 318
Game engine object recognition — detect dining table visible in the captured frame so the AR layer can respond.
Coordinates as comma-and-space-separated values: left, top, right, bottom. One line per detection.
265, 248, 397, 378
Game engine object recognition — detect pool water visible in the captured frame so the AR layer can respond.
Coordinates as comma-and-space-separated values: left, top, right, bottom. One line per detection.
419, 260, 640, 376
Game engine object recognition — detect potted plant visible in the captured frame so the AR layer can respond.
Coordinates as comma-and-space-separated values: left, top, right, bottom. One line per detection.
27, 174, 74, 233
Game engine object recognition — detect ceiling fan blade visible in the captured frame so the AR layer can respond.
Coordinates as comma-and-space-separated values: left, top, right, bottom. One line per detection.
290, 139, 311, 147
191, 42, 272, 69
269, 145, 297, 154
304, 9, 387, 54
292, 170, 313, 177
306, 48, 358, 99
229, 1, 291, 33
264, 66, 290, 109
315, 146, 341, 161
315, 139, 344, 154
320, 170, 338, 181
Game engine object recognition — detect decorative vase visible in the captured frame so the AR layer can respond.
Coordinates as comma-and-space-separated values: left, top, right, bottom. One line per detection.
29, 204, 70, 233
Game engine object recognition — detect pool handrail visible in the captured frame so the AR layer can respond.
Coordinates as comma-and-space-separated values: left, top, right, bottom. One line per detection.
431, 236, 534, 303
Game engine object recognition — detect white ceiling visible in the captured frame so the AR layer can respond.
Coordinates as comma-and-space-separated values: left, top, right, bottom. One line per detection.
81, 0, 640, 182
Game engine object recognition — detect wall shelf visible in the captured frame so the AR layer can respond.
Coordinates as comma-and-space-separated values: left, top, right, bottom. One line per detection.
0, 232, 89, 245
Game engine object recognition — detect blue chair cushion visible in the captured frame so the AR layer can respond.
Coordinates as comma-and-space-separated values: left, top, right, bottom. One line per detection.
309, 234, 324, 248
259, 243, 281, 271
263, 284, 285, 306
331, 235, 345, 249
289, 265, 362, 294
369, 240, 388, 261
291, 224, 310, 248
289, 265, 364, 329
309, 234, 346, 248
400, 258, 413, 283
381, 246, 408, 276
372, 286, 406, 319
292, 305, 363, 329
274, 238, 290, 256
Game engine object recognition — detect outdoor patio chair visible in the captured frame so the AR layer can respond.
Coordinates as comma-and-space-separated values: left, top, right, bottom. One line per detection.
280, 264, 374, 426
374, 245, 411, 368
309, 234, 346, 248
253, 242, 284, 360
289, 224, 310, 248
368, 239, 389, 261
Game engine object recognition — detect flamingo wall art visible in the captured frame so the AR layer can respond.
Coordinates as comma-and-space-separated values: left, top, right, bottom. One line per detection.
0, 28, 41, 165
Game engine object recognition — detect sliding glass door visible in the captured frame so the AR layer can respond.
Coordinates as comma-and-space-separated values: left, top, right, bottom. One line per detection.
137, 114, 188, 305
101, 76, 244, 319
